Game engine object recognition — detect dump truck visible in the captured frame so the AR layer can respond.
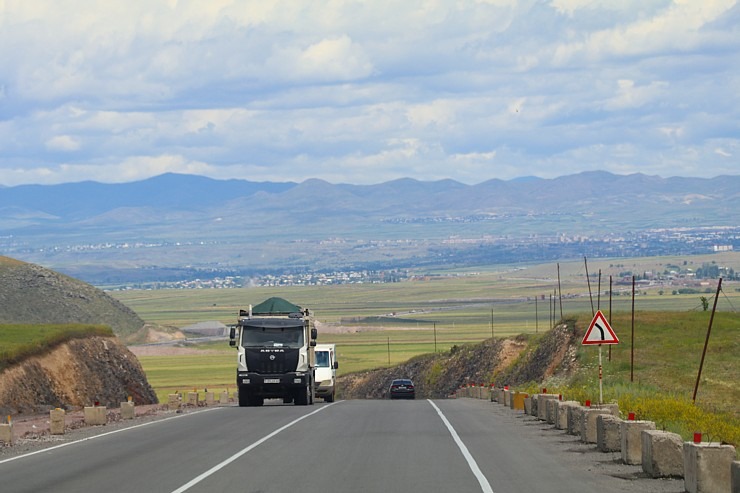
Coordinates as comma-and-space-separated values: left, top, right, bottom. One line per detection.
314, 343, 338, 402
229, 297, 317, 406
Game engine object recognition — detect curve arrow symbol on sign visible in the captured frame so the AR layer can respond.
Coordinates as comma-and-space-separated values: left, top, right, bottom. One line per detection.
582, 310, 619, 345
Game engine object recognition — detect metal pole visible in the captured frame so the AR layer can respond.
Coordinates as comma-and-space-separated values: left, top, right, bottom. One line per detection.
597, 269, 602, 311
630, 275, 635, 383
693, 278, 722, 403
609, 275, 613, 362
535, 296, 538, 334
557, 263, 563, 320
387, 337, 390, 365
490, 308, 494, 339
585, 256, 594, 316
599, 345, 603, 404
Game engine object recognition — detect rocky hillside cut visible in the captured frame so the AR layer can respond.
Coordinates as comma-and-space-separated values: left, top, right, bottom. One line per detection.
0, 336, 158, 415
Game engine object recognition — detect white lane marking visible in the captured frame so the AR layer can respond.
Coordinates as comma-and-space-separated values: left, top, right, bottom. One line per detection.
428, 399, 494, 493
171, 402, 338, 493
0, 407, 222, 466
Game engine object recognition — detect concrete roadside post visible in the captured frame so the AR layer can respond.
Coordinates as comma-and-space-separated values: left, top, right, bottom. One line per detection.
205, 391, 215, 406
596, 414, 621, 453
187, 391, 199, 407
511, 392, 528, 411
50, 408, 66, 435
556, 401, 579, 430
220, 390, 230, 405
168, 393, 181, 411
641, 430, 684, 478
683, 441, 736, 493
121, 400, 135, 420
567, 406, 586, 437
537, 394, 558, 421
84, 404, 107, 426
0, 417, 13, 445
620, 420, 656, 465
731, 461, 739, 493
581, 408, 614, 444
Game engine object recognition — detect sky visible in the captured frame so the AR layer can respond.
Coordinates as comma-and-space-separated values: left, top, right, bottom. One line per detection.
0, 0, 738, 186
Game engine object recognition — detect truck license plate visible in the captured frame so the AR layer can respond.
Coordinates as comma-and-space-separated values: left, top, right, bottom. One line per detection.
264, 378, 280, 384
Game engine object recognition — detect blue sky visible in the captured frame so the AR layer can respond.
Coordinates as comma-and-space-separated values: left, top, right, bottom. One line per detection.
0, 0, 738, 186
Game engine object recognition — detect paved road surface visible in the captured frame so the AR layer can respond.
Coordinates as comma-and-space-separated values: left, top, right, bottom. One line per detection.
0, 399, 682, 493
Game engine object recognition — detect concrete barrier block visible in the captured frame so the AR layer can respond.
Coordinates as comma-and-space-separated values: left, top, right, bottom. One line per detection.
187, 392, 199, 407
532, 395, 541, 416
511, 392, 528, 411
620, 420, 656, 465
503, 389, 511, 406
84, 406, 107, 426
641, 430, 684, 478
50, 408, 65, 435
597, 414, 621, 452
581, 408, 613, 444
524, 396, 533, 415
546, 398, 559, 425
168, 393, 181, 410
537, 394, 558, 421
0, 422, 13, 445
121, 401, 135, 420
683, 442, 736, 493
555, 401, 578, 430
568, 406, 586, 436
220, 391, 230, 404
731, 461, 739, 493
497, 388, 505, 404
205, 392, 215, 406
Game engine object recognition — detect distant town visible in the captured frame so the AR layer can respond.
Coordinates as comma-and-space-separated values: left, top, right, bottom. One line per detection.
3, 225, 737, 289
99, 228, 740, 294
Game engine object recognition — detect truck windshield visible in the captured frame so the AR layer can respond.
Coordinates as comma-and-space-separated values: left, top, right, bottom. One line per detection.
240, 325, 304, 348
315, 351, 330, 367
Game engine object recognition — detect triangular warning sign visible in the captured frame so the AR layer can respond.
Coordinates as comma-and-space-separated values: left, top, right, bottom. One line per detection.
582, 310, 619, 345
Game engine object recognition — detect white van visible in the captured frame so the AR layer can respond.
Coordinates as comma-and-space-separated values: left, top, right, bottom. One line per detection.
314, 344, 338, 402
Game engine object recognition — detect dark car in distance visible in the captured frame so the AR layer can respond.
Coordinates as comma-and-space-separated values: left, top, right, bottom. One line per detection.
389, 378, 415, 399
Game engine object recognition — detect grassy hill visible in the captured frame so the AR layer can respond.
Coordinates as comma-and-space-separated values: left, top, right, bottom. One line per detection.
0, 256, 145, 339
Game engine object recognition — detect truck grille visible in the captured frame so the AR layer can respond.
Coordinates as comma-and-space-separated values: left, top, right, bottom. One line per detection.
245, 348, 299, 374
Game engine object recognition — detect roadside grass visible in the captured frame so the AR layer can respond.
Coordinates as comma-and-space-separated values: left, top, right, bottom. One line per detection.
0, 324, 113, 371
519, 311, 739, 447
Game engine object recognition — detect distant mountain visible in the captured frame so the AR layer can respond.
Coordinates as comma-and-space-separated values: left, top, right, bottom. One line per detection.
0, 172, 738, 283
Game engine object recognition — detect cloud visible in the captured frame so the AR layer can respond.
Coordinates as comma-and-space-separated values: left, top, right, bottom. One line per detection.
45, 135, 81, 152
0, 1, 738, 186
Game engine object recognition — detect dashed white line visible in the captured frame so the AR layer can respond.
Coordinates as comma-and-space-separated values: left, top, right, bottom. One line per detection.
170, 402, 338, 493
428, 399, 494, 493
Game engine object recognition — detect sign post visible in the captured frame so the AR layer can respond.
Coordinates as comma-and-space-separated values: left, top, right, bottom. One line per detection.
582, 310, 619, 404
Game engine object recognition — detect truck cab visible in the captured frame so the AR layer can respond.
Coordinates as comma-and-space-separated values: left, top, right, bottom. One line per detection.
229, 297, 317, 406
314, 343, 338, 402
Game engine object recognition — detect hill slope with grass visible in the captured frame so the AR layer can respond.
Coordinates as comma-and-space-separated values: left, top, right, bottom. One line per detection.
0, 256, 145, 340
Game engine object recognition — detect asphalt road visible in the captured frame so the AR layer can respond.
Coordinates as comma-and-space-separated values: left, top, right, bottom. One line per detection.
0, 399, 682, 493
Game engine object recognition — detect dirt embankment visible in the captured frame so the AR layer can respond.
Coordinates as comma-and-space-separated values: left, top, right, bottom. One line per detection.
338, 321, 578, 399
0, 336, 158, 416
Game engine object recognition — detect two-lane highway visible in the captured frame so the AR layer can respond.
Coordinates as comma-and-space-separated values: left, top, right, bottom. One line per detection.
0, 399, 681, 493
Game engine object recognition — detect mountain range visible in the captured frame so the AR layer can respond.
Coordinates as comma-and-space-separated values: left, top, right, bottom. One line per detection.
1, 171, 738, 284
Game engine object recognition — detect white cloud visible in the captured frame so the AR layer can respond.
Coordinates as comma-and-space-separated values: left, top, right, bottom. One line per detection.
0, 0, 737, 186
45, 135, 81, 152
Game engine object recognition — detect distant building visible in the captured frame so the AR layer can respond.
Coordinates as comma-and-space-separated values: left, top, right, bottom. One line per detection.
181, 321, 228, 336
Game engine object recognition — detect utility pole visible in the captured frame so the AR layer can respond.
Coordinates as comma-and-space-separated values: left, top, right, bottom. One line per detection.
693, 278, 722, 403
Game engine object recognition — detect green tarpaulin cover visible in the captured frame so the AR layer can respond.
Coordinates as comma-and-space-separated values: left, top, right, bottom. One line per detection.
251, 297, 302, 315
